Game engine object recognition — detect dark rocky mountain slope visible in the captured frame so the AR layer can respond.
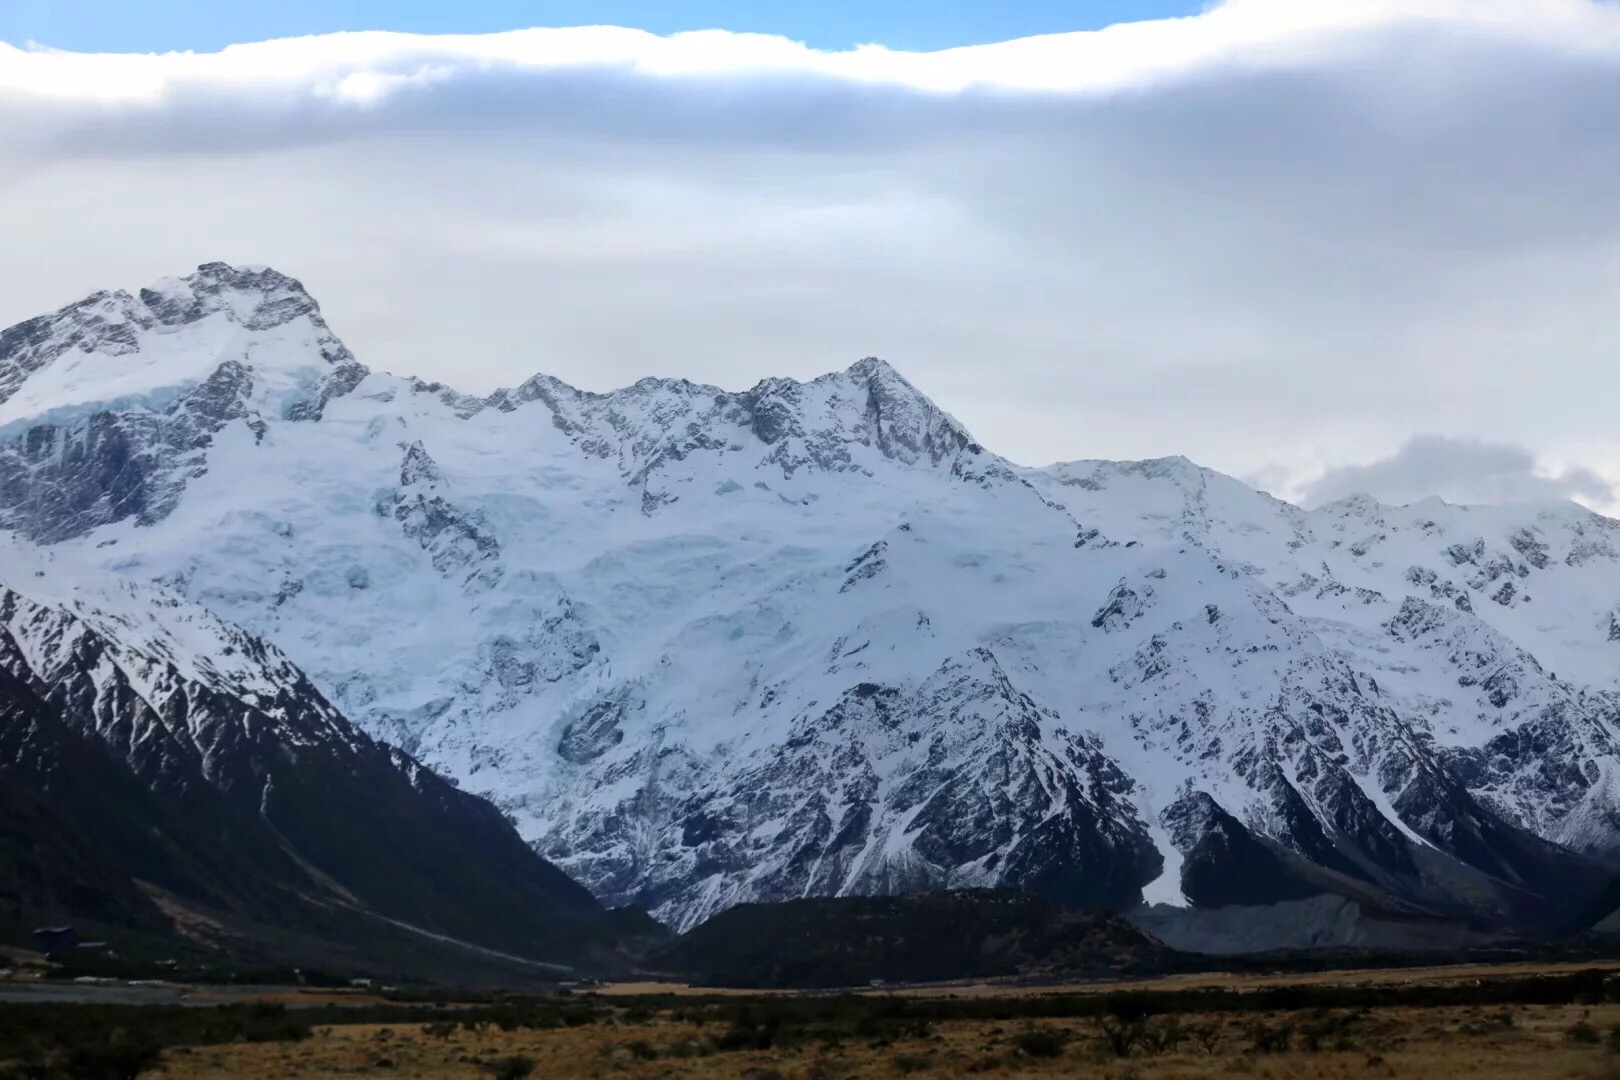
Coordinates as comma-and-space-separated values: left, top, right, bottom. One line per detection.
655, 889, 1182, 988
0, 546, 646, 977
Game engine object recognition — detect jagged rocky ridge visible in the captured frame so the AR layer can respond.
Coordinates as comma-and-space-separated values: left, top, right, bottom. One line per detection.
0, 535, 624, 970
4, 264, 1620, 933
0, 263, 364, 543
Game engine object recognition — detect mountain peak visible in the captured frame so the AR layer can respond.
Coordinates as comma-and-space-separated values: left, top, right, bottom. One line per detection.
1315, 491, 1388, 516
0, 261, 359, 434
0, 262, 367, 541
456, 356, 978, 484
844, 355, 900, 381
136, 262, 322, 333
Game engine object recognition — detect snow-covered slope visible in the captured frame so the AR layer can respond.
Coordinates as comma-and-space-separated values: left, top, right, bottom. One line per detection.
0, 533, 618, 962
0, 263, 364, 543
4, 263, 1620, 931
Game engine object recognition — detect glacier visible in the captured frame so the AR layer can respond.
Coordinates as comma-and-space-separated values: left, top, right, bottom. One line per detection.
3, 263, 1619, 931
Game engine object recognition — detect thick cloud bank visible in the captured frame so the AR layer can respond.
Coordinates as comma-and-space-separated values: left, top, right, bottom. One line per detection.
4, 0, 1620, 506
1301, 436, 1616, 508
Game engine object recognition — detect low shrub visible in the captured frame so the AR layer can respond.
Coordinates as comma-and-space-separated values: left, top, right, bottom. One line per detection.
891, 1050, 935, 1072
1246, 1019, 1293, 1054
486, 1054, 536, 1080
1567, 1020, 1601, 1045
1012, 1027, 1070, 1058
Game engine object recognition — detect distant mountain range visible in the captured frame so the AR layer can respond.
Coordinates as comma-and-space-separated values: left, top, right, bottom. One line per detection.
4, 262, 1620, 952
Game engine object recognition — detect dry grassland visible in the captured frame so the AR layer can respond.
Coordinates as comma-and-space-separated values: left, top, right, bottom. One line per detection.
595, 958, 1620, 999
153, 999, 1620, 1079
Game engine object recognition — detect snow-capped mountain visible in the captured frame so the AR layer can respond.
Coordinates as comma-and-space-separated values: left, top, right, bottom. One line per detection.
0, 263, 364, 543
0, 532, 619, 966
4, 263, 1619, 932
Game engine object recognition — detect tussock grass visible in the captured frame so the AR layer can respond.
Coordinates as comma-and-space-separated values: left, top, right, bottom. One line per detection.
13, 964, 1620, 1078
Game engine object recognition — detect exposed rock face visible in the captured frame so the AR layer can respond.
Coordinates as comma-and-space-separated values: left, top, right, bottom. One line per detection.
0, 263, 365, 543
556, 650, 1162, 921
5, 263, 1620, 932
0, 539, 613, 963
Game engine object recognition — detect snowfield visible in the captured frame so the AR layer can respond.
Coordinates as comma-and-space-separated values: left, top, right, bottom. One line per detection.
4, 263, 1619, 930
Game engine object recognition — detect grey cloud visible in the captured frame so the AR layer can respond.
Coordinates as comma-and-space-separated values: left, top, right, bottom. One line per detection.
4, 11, 1620, 486
1300, 436, 1616, 508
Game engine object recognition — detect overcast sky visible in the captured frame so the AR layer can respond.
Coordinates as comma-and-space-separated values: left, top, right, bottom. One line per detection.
4, 0, 1620, 510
